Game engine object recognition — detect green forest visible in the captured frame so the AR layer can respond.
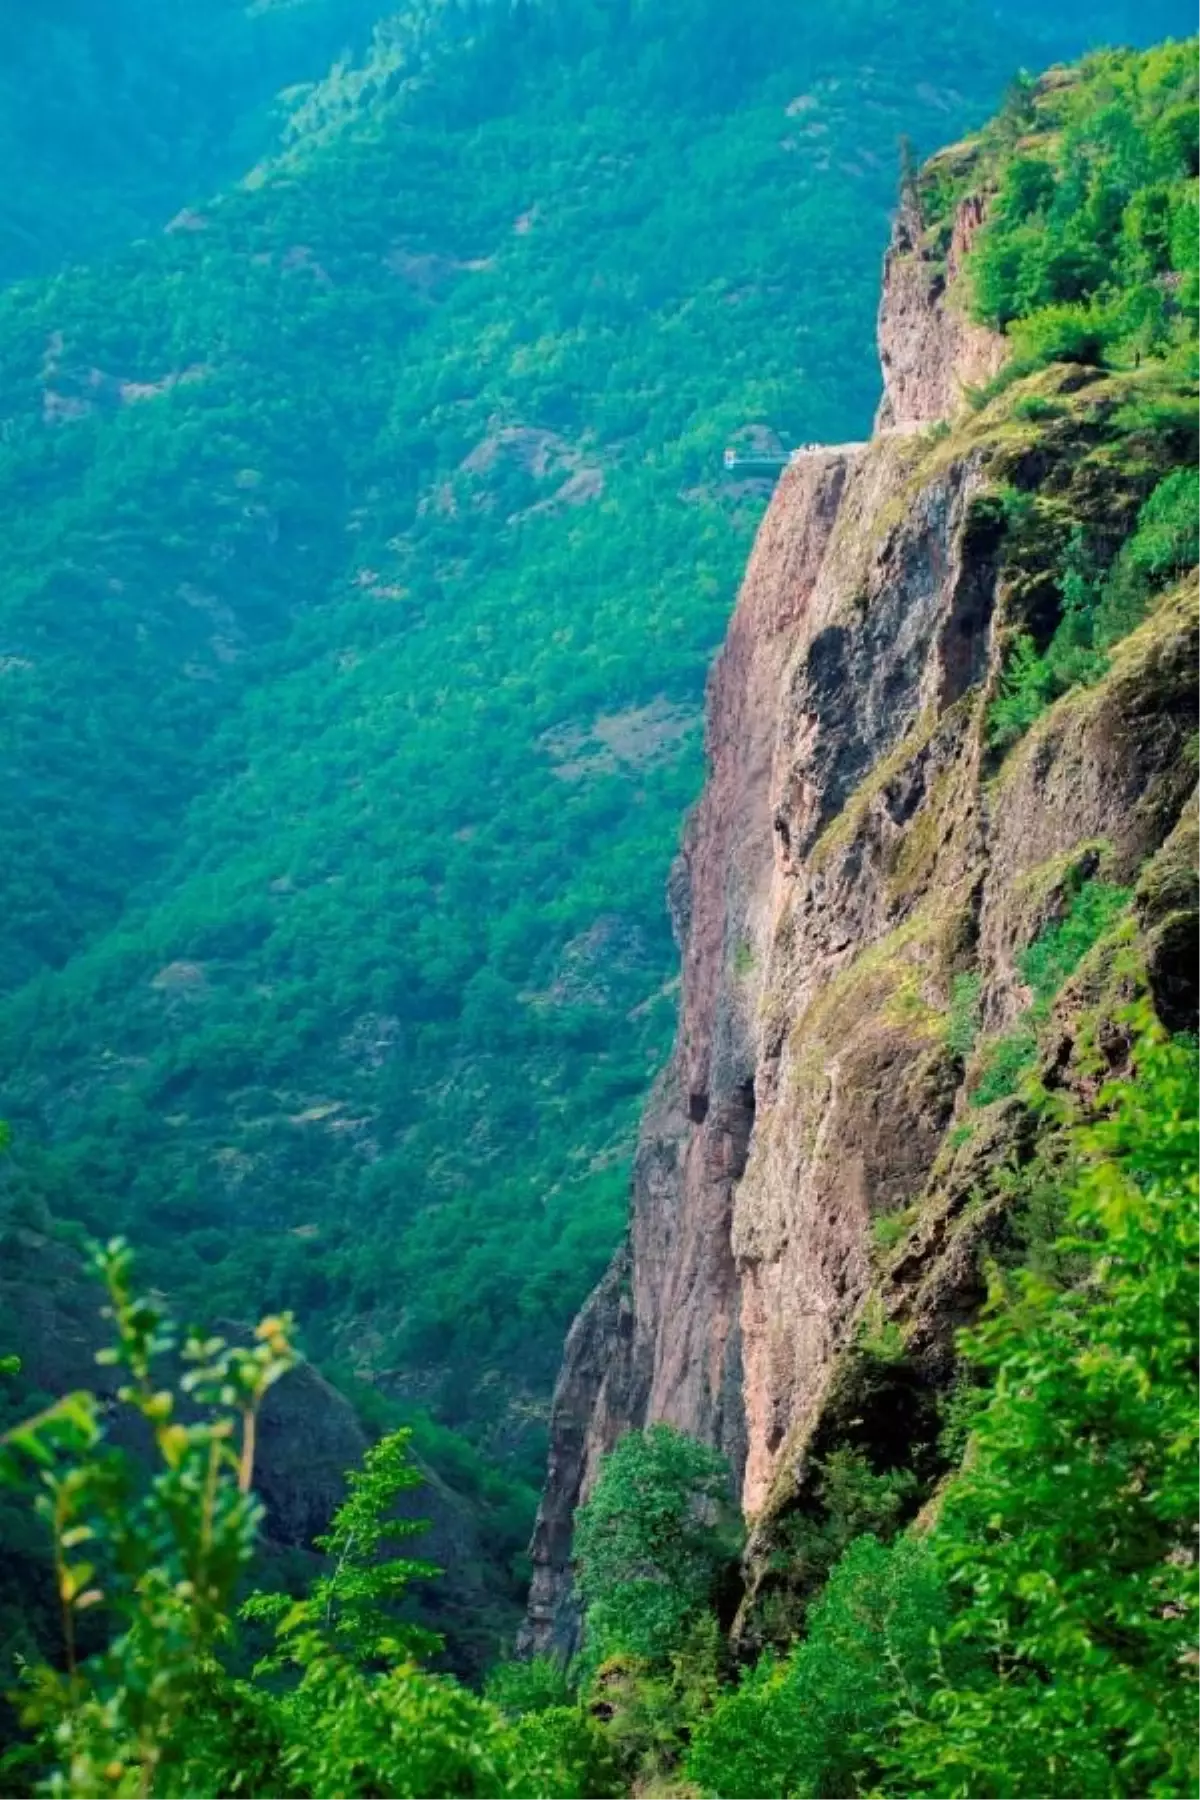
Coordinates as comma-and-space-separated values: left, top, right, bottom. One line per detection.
0, 0, 1155, 1534
0, 4, 1197, 1796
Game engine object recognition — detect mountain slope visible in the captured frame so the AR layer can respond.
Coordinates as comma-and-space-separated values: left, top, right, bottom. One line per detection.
0, 0, 1193, 1493
0, 0, 388, 282
1, 39, 1194, 1798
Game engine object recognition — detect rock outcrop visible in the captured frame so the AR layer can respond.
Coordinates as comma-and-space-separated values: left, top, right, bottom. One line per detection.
875, 182, 1007, 428
521, 153, 1198, 1656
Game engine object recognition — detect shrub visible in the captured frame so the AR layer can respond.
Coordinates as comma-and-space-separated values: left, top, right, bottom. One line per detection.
886, 1026, 1200, 1799
987, 529, 1113, 752
485, 1654, 575, 1718
1127, 464, 1200, 576
688, 1534, 953, 1800
987, 633, 1053, 749
971, 1024, 1038, 1104
1019, 876, 1131, 1009
573, 1425, 736, 1670
971, 880, 1130, 1106
1010, 391, 1062, 421
1008, 297, 1118, 367
506, 1704, 622, 1799
871, 1206, 915, 1252
767, 1448, 918, 1606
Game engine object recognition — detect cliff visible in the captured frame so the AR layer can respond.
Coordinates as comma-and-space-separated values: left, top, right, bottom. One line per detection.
522, 161, 1198, 1654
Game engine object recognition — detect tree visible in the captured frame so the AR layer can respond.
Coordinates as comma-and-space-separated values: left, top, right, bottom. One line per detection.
0, 1239, 298, 1798
0, 1244, 604, 1800
886, 1023, 1200, 1799
573, 1423, 736, 1667
241, 1430, 440, 1673
1122, 465, 1199, 581
687, 1533, 954, 1800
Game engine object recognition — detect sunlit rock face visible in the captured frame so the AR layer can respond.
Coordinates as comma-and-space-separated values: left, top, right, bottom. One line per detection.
521, 148, 1198, 1657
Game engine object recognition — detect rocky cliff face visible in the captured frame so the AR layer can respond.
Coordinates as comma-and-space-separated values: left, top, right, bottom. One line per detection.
521, 174, 1199, 1655
875, 174, 1007, 428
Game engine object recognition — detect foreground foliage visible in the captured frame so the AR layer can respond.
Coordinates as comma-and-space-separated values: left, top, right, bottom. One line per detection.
0, 1247, 609, 1799
887, 1027, 1199, 1800
3, 1039, 1196, 1796
686, 1534, 955, 1800
680, 1023, 1199, 1800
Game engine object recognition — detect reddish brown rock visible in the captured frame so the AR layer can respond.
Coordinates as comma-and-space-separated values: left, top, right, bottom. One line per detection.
522, 176, 1198, 1656
876, 187, 1007, 428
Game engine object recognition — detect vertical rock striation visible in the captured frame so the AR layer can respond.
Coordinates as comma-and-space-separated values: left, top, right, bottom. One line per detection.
522, 165, 1198, 1656
521, 448, 856, 1654
876, 182, 1007, 428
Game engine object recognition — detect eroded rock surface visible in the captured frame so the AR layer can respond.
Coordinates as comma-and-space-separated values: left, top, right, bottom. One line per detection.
522, 164, 1198, 1655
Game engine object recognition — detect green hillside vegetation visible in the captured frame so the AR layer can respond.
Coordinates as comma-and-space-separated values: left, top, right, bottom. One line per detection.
968, 43, 1198, 349
2, 1014, 1193, 1797
0, 0, 387, 282
0, 0, 1119, 1508
0, 0, 1196, 1752
3, 2, 1178, 286
893, 41, 1200, 770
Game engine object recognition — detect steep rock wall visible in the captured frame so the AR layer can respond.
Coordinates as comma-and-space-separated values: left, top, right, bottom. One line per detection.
876, 181, 1007, 427
521, 183, 1198, 1655
521, 448, 856, 1654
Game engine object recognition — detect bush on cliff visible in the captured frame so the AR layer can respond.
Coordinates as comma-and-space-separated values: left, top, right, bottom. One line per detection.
686, 1532, 955, 1800
988, 462, 1200, 753
573, 1423, 738, 1671
886, 1023, 1199, 1799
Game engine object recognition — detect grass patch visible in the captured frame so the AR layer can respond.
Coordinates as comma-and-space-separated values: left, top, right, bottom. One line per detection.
946, 973, 982, 1060
972, 1025, 1038, 1105
732, 940, 756, 978
872, 1205, 918, 1253
970, 877, 1132, 1105
1020, 878, 1131, 1008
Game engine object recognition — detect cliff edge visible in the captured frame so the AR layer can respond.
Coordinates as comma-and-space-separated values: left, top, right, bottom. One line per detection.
522, 106, 1198, 1656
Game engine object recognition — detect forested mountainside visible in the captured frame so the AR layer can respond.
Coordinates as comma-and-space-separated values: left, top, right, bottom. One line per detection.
0, 0, 1185, 285
2, 0, 1172, 1559
0, 0, 388, 282
0, 0, 1195, 1715
521, 24, 1200, 1773
1, 35, 1195, 1800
